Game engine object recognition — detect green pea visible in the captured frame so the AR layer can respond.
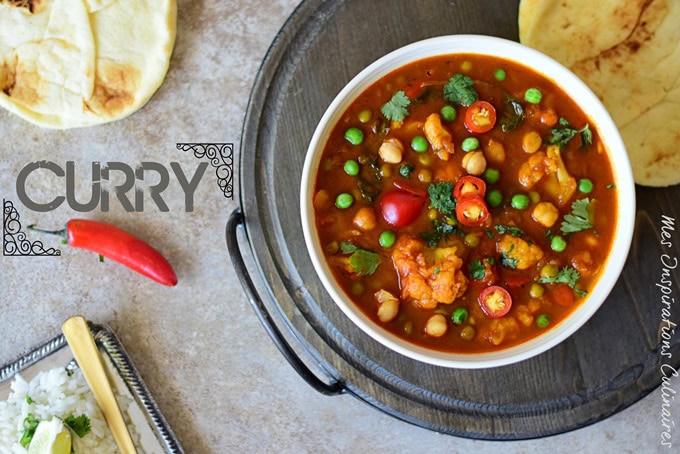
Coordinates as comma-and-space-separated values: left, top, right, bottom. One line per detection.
461, 137, 480, 152
440, 105, 457, 122
379, 231, 396, 248
494, 68, 506, 81
524, 88, 542, 104
344, 127, 364, 145
486, 189, 503, 208
452, 308, 468, 325
578, 178, 594, 194
536, 314, 550, 329
411, 136, 428, 153
343, 159, 359, 176
550, 235, 567, 252
511, 194, 530, 210
483, 168, 500, 184
335, 193, 354, 209
358, 109, 372, 123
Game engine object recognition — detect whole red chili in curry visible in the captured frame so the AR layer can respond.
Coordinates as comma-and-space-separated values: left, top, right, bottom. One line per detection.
313, 53, 617, 353
30, 219, 178, 286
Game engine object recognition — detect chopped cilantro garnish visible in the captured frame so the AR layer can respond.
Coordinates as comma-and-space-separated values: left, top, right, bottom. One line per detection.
494, 225, 525, 237
65, 414, 91, 438
538, 266, 587, 297
549, 117, 592, 149
399, 163, 414, 178
428, 182, 456, 216
500, 252, 518, 270
20, 414, 39, 448
339, 241, 381, 276
381, 90, 411, 121
420, 219, 462, 247
25, 395, 33, 404
469, 259, 486, 279
443, 74, 478, 107
561, 198, 594, 234
485, 229, 495, 239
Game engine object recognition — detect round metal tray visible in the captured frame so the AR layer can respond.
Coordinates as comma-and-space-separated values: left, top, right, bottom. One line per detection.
228, 0, 680, 439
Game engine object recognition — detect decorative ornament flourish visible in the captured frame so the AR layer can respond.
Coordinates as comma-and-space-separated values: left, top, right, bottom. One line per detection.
3, 199, 61, 256
177, 143, 234, 199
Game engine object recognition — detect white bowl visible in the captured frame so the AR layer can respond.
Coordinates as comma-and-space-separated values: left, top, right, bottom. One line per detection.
300, 35, 635, 368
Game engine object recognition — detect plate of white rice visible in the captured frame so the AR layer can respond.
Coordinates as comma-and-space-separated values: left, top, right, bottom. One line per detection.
0, 323, 183, 453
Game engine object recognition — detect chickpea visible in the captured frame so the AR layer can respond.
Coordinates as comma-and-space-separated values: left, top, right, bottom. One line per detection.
532, 201, 559, 228
425, 314, 448, 337
353, 207, 377, 231
375, 290, 400, 323
522, 131, 542, 153
462, 151, 487, 175
314, 189, 331, 209
379, 137, 404, 164
539, 108, 558, 127
485, 138, 506, 163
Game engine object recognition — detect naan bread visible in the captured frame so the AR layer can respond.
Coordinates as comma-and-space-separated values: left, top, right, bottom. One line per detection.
519, 0, 680, 187
0, 0, 177, 129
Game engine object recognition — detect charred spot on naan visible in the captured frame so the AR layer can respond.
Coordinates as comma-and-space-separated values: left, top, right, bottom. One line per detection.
86, 61, 141, 117
0, 52, 42, 107
1, 0, 44, 13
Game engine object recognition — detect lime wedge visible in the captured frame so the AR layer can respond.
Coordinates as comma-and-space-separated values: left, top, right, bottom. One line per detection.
27, 417, 72, 454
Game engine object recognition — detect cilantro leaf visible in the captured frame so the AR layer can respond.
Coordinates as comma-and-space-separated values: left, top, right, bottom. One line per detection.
469, 259, 486, 279
494, 225, 525, 237
428, 182, 456, 216
65, 414, 91, 438
339, 242, 380, 276
381, 90, 411, 121
20, 414, 39, 448
25, 395, 33, 404
420, 219, 462, 247
561, 198, 594, 234
549, 117, 592, 149
538, 266, 587, 296
499, 96, 525, 132
399, 163, 414, 178
500, 252, 518, 270
443, 74, 478, 107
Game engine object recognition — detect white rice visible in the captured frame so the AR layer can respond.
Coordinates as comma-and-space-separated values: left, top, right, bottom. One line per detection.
0, 367, 121, 453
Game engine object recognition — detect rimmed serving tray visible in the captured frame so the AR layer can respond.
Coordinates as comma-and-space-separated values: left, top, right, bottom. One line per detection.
230, 0, 680, 440
0, 322, 184, 453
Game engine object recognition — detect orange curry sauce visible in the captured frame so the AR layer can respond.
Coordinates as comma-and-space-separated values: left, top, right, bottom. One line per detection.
313, 54, 617, 353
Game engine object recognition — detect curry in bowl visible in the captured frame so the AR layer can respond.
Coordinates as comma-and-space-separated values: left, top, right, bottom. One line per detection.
308, 49, 620, 355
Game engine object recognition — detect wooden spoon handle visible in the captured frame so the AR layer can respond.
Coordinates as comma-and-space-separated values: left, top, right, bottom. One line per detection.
62, 316, 138, 454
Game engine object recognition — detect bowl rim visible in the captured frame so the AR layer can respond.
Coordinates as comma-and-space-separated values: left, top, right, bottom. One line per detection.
300, 34, 636, 368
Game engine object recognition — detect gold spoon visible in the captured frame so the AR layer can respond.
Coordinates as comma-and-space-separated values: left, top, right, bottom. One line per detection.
62, 316, 138, 454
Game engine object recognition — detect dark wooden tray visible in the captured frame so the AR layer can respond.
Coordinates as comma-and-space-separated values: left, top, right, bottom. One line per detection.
230, 0, 680, 439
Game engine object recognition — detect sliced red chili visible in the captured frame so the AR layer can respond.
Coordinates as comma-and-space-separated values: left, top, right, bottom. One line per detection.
393, 179, 427, 198
454, 176, 486, 200
455, 196, 489, 227
379, 189, 425, 228
465, 100, 497, 134
478, 285, 512, 318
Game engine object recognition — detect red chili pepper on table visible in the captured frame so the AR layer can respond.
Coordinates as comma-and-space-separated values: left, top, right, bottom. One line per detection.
30, 219, 178, 286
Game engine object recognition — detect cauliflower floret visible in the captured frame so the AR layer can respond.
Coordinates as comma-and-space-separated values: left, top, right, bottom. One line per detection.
424, 113, 454, 160
480, 317, 520, 346
496, 235, 544, 270
517, 145, 576, 206
392, 235, 468, 309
